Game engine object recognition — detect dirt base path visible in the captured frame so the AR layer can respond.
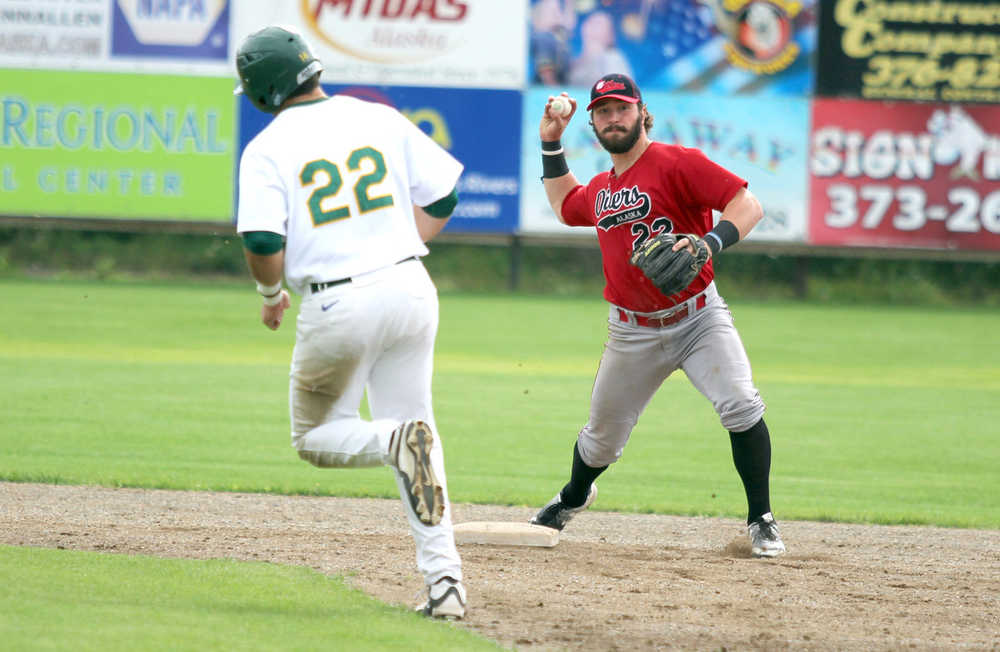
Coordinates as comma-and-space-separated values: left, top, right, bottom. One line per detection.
2, 483, 998, 651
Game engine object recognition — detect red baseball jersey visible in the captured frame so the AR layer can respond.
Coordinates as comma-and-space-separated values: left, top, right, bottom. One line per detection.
561, 142, 747, 313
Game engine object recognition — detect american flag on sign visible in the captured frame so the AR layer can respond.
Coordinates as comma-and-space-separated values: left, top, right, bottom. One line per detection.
556, 0, 817, 96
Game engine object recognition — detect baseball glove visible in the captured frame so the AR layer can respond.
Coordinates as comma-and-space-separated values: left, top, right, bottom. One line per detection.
630, 233, 710, 297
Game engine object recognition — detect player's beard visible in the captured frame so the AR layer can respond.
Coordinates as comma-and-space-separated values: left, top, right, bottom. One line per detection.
594, 117, 643, 154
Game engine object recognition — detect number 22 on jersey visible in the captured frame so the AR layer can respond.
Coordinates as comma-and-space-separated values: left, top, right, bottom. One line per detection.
299, 146, 395, 226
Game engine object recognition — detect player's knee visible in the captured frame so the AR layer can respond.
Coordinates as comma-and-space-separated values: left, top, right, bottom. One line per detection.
577, 427, 626, 467
718, 398, 766, 433
291, 435, 326, 468
295, 446, 328, 468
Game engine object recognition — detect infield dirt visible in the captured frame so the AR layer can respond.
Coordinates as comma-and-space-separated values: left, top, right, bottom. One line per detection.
2, 482, 998, 651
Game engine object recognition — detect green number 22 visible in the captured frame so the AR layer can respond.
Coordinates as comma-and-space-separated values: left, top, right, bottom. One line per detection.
299, 146, 395, 226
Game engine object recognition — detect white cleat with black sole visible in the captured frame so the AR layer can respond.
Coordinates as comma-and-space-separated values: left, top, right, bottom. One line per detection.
389, 420, 444, 526
417, 576, 466, 619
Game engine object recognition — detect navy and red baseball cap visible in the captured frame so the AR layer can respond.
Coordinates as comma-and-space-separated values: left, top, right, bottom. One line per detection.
586, 73, 642, 111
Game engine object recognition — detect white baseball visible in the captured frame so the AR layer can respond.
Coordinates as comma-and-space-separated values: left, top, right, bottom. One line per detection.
549, 96, 572, 117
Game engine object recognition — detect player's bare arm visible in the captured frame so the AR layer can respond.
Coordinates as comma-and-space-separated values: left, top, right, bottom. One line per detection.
717, 187, 764, 240
414, 205, 448, 241
540, 93, 582, 224
414, 186, 459, 242
242, 239, 290, 331
675, 188, 764, 259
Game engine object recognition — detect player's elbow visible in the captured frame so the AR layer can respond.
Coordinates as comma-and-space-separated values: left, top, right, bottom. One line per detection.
551, 202, 569, 225
745, 192, 764, 227
727, 188, 764, 235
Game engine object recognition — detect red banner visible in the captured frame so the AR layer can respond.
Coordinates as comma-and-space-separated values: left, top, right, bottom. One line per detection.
809, 98, 1000, 251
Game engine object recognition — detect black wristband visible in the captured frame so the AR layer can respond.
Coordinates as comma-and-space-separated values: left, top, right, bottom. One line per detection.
704, 219, 740, 256
541, 140, 569, 179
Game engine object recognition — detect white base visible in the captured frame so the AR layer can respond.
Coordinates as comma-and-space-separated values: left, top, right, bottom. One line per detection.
453, 521, 560, 547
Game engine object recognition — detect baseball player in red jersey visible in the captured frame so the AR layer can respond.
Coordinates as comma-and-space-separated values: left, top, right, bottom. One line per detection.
530, 73, 786, 557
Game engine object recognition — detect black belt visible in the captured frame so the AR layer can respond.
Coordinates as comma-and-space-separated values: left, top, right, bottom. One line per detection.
309, 256, 419, 294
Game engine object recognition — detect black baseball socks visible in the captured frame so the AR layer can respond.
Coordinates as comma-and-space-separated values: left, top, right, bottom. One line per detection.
730, 417, 773, 524
560, 441, 608, 508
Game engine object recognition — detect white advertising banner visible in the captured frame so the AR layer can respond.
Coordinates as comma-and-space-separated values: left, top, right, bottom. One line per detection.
0, 0, 232, 75
232, 0, 526, 89
0, 0, 108, 67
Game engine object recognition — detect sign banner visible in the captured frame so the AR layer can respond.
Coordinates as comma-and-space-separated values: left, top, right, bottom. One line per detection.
232, 1, 526, 89
0, 0, 231, 74
111, 0, 230, 61
238, 84, 521, 234
816, 0, 1000, 104
809, 98, 1000, 250
0, 0, 107, 68
528, 0, 817, 96
0, 69, 235, 221
520, 87, 809, 242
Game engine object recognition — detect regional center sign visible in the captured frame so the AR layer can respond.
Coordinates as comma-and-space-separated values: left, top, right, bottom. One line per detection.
0, 69, 234, 220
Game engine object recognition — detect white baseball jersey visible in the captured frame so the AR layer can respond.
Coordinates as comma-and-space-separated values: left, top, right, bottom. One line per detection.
236, 95, 463, 296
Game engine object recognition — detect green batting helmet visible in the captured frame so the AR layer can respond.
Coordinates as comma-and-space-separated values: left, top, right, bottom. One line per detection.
235, 26, 324, 114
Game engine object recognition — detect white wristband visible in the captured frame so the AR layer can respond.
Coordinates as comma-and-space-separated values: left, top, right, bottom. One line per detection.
256, 280, 282, 297
261, 289, 284, 307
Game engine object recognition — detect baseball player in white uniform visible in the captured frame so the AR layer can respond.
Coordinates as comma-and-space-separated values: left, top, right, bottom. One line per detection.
233, 26, 465, 619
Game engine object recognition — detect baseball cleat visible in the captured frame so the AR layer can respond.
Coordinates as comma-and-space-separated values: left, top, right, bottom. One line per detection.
748, 512, 786, 558
389, 420, 444, 526
530, 484, 597, 531
416, 576, 466, 620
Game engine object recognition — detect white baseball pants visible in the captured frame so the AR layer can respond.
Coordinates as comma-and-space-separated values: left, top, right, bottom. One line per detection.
287, 259, 461, 586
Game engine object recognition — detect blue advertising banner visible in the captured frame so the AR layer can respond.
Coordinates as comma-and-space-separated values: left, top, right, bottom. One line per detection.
528, 0, 816, 96
111, 0, 230, 60
519, 87, 809, 242
238, 84, 521, 234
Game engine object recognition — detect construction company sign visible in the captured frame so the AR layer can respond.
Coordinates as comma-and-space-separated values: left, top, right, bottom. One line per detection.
232, 0, 526, 88
809, 98, 1000, 251
816, 0, 1000, 104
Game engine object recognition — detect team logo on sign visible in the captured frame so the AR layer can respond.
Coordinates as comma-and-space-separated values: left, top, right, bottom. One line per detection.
595, 185, 651, 231
700, 0, 801, 75
301, 0, 469, 64
928, 107, 996, 181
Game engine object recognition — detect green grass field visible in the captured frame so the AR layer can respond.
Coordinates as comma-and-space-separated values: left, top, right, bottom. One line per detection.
2, 277, 998, 649
0, 546, 499, 652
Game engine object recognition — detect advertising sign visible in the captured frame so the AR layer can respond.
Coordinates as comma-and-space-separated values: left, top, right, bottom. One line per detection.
528, 0, 817, 95
0, 0, 108, 67
232, 1, 526, 89
809, 98, 1000, 250
111, 0, 229, 60
0, 0, 231, 74
520, 87, 809, 242
816, 0, 1000, 104
0, 69, 235, 221
238, 84, 521, 234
